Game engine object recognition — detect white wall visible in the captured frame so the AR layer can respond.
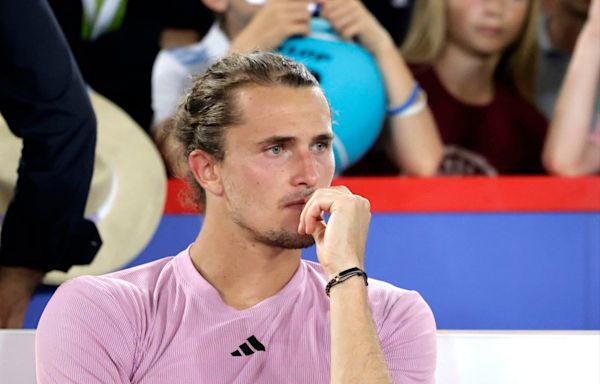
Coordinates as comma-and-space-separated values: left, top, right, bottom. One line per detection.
1, 330, 599, 383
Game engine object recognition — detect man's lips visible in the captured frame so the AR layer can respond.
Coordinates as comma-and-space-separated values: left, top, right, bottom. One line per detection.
282, 190, 314, 209
283, 192, 313, 210
284, 199, 307, 210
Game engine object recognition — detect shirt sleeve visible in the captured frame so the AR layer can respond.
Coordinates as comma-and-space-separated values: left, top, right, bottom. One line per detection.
36, 276, 138, 384
377, 290, 437, 384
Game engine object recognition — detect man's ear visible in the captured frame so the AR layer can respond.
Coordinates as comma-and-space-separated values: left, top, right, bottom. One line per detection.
188, 149, 224, 197
202, 0, 228, 13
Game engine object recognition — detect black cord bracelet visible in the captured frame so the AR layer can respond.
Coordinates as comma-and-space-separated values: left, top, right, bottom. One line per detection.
325, 267, 368, 297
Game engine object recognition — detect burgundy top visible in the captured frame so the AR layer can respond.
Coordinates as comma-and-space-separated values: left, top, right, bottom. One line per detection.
345, 66, 548, 175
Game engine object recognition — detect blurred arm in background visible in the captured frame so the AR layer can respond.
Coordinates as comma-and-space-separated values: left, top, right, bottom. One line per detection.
543, 0, 600, 175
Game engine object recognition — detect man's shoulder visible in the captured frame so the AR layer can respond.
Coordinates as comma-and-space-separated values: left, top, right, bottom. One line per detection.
38, 255, 180, 341
56, 256, 177, 306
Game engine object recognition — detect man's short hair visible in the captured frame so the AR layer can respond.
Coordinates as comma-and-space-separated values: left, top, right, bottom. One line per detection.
173, 51, 322, 207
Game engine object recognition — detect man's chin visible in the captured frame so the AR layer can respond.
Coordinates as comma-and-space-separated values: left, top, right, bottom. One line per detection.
258, 231, 315, 249
233, 216, 315, 249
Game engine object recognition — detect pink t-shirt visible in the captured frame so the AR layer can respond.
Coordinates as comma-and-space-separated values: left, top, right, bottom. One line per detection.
36, 248, 437, 383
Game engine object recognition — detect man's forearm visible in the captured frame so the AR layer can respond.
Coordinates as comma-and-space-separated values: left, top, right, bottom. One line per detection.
329, 276, 392, 384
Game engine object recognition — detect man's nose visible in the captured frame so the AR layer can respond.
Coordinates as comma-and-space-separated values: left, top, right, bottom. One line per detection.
292, 150, 319, 187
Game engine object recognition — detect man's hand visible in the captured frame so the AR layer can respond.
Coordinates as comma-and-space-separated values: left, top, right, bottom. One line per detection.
298, 186, 371, 278
301, 187, 393, 383
0, 266, 45, 328
230, 0, 312, 53
320, 0, 394, 58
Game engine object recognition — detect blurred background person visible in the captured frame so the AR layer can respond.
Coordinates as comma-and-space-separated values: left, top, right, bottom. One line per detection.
150, 0, 315, 175
543, 0, 600, 175
351, 0, 547, 176
402, 0, 547, 175
153, 0, 442, 177
48, 0, 214, 130
322, 0, 443, 176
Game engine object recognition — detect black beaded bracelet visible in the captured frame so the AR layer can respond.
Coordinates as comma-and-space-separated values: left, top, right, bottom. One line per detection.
325, 267, 368, 297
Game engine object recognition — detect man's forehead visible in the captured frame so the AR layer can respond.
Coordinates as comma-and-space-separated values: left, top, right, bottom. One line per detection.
232, 85, 331, 125
233, 84, 327, 103
223, 85, 332, 147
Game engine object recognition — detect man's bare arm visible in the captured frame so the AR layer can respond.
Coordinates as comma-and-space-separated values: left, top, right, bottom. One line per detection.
299, 186, 392, 383
329, 277, 392, 383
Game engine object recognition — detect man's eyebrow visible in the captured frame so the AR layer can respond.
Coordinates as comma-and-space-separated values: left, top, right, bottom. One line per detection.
256, 136, 296, 147
312, 133, 334, 143
256, 133, 334, 147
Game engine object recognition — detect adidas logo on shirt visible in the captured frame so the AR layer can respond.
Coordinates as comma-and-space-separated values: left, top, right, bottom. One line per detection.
231, 335, 266, 356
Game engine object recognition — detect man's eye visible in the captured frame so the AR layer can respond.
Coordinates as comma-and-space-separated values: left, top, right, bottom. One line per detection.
313, 142, 329, 152
268, 145, 282, 155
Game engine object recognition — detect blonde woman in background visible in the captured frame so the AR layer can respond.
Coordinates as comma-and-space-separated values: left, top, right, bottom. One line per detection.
542, 0, 600, 175
401, 0, 547, 175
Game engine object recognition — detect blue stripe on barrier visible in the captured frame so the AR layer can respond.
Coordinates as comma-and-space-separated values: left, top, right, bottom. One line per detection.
25, 212, 600, 330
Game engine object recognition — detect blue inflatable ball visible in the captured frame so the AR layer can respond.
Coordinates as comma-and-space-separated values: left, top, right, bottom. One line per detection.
277, 18, 386, 174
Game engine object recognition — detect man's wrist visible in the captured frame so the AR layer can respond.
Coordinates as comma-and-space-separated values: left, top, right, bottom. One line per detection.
327, 273, 370, 303
322, 253, 365, 280
325, 267, 368, 297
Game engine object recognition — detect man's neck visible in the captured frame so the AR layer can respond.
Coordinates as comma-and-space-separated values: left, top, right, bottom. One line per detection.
434, 43, 500, 105
546, 6, 587, 54
190, 212, 302, 310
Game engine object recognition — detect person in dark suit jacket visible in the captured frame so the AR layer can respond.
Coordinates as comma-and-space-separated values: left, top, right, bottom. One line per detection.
0, 0, 101, 328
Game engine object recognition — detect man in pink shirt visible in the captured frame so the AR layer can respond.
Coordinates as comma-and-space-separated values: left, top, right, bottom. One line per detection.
36, 52, 437, 383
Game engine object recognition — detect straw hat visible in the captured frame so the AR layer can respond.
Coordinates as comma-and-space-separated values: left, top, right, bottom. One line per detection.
0, 91, 167, 284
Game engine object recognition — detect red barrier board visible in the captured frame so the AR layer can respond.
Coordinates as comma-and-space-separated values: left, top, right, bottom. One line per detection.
165, 177, 600, 214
